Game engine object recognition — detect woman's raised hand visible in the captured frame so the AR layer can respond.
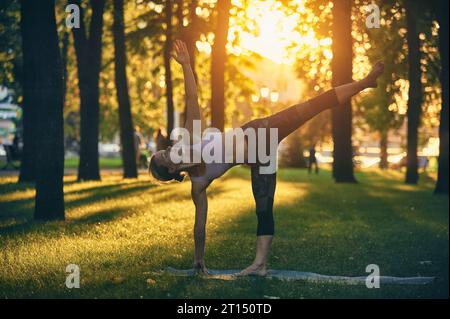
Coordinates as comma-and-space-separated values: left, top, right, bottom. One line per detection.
171, 39, 190, 66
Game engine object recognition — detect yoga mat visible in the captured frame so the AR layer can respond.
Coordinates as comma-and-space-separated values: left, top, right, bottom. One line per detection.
164, 267, 434, 285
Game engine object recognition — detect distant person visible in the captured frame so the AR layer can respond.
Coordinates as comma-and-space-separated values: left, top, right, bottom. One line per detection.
134, 127, 146, 167
422, 156, 430, 173
149, 39, 384, 276
308, 144, 319, 174
154, 128, 168, 152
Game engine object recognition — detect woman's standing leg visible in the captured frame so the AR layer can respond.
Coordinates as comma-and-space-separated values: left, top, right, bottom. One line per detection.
238, 165, 277, 276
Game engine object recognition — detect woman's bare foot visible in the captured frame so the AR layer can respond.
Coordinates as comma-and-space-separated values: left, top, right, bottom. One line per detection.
193, 261, 209, 275
237, 262, 267, 277
364, 60, 385, 88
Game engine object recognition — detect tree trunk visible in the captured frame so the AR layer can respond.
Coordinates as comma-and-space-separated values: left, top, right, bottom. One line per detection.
18, 0, 38, 183
434, 1, 449, 194
61, 32, 71, 150
405, 0, 422, 185
186, 0, 198, 80
72, 0, 105, 181
379, 131, 388, 169
182, 0, 199, 124
113, 0, 138, 178
176, 0, 184, 33
21, 0, 65, 220
176, 0, 187, 125
61, 32, 69, 108
211, 0, 231, 131
331, 0, 356, 183
164, 0, 175, 137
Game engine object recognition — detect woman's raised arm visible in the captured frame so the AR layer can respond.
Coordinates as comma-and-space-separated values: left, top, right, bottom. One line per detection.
172, 40, 205, 136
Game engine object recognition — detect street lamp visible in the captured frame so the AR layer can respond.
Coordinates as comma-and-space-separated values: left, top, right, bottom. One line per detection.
251, 94, 260, 103
270, 91, 279, 103
260, 87, 270, 99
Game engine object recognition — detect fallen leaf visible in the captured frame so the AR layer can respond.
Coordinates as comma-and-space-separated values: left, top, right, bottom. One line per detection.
146, 278, 157, 285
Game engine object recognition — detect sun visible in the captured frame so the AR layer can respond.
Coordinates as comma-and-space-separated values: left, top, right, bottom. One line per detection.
235, 0, 309, 65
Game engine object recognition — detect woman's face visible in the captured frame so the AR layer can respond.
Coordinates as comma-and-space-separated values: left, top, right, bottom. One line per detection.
153, 147, 199, 173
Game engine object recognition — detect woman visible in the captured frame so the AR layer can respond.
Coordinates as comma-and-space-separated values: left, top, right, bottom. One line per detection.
150, 40, 384, 275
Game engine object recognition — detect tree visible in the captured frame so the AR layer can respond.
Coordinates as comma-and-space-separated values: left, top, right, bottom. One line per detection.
186, 0, 199, 80
331, 0, 356, 183
0, 0, 22, 105
292, 1, 334, 161
405, 0, 423, 184
108, 0, 208, 139
433, 0, 449, 194
177, 0, 200, 124
18, 0, 36, 182
113, 0, 137, 178
164, 0, 175, 137
279, 132, 307, 168
21, 0, 65, 220
360, 3, 406, 170
176, 0, 200, 81
72, 0, 105, 181
211, 0, 231, 131
61, 32, 69, 109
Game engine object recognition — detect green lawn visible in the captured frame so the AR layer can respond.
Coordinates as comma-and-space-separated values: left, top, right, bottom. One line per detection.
0, 157, 123, 170
0, 168, 448, 298
64, 157, 123, 169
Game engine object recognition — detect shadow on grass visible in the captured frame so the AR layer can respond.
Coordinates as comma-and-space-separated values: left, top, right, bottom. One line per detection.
0, 176, 232, 238
0, 179, 156, 235
0, 206, 137, 237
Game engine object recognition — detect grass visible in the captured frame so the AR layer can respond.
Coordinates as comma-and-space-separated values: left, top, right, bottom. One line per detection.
64, 157, 123, 169
1, 157, 122, 170
0, 167, 448, 299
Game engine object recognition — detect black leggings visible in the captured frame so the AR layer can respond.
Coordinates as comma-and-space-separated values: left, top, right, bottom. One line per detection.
242, 88, 339, 236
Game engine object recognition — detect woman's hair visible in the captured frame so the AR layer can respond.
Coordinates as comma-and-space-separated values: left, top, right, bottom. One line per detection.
148, 154, 185, 182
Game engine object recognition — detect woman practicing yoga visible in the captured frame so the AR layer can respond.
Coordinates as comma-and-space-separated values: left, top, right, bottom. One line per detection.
150, 40, 384, 275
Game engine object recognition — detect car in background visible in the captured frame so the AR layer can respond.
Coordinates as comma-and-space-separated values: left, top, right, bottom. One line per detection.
0, 102, 22, 168
98, 143, 121, 158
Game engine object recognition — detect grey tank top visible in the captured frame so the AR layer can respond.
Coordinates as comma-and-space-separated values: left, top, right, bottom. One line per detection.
189, 132, 235, 183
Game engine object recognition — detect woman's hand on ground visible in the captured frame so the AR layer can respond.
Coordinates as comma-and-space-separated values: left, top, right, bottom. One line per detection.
171, 39, 190, 66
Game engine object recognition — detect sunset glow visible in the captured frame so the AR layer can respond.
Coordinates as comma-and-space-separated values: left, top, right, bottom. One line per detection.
231, 0, 311, 65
